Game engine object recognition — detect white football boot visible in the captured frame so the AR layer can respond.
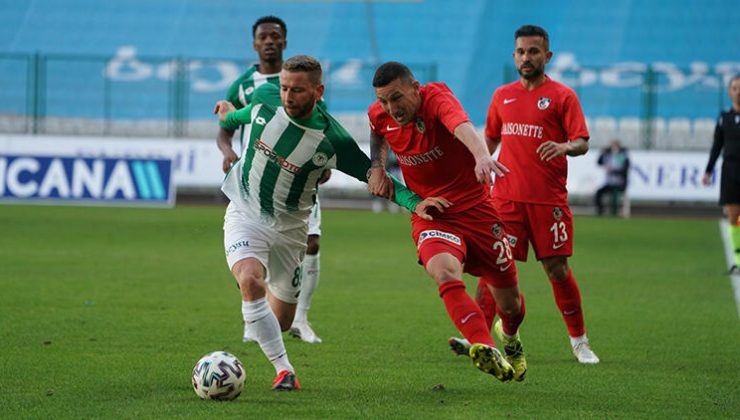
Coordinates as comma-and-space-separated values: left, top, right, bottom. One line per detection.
289, 320, 322, 344
571, 336, 600, 364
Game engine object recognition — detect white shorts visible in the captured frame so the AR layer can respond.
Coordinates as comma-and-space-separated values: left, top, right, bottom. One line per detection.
307, 198, 321, 237
223, 203, 307, 304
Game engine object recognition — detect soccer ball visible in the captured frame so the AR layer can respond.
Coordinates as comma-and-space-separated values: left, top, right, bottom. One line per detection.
191, 351, 245, 400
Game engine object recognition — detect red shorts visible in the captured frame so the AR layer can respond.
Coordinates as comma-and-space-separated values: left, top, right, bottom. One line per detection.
491, 197, 574, 262
411, 199, 518, 289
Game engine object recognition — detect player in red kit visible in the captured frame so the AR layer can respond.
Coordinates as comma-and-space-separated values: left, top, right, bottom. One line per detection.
367, 62, 528, 382
454, 25, 599, 364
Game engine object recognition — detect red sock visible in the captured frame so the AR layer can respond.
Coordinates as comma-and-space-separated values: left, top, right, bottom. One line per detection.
548, 269, 586, 337
497, 293, 525, 337
439, 280, 494, 346
475, 277, 497, 330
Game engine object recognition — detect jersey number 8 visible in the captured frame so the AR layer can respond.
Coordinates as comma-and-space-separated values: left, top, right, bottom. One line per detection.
291, 267, 302, 288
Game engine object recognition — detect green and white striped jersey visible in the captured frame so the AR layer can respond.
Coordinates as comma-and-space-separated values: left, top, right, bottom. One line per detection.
220, 84, 422, 231
226, 64, 281, 108
224, 65, 281, 149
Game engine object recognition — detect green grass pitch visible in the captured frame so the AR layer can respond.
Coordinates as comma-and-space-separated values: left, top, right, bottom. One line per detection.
0, 204, 738, 418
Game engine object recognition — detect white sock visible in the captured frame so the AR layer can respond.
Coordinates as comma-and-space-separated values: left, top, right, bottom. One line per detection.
294, 253, 320, 324
569, 334, 589, 347
242, 298, 294, 374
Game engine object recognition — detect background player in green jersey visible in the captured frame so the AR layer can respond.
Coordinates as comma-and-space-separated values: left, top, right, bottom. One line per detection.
217, 16, 326, 344
214, 55, 447, 390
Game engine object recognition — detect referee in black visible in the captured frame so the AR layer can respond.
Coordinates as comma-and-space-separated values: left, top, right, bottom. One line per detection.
703, 74, 740, 273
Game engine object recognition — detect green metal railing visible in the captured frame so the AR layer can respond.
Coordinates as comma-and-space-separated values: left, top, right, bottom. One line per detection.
0, 52, 437, 138
503, 63, 731, 148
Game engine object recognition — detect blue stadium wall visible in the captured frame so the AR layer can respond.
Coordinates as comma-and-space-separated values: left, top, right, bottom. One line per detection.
0, 0, 738, 124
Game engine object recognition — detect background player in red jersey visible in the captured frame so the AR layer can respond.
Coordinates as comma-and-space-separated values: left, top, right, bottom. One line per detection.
367, 62, 528, 382
482, 25, 599, 364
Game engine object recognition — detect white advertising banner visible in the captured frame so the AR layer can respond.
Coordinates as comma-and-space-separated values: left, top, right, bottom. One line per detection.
329, 148, 722, 202
0, 134, 224, 187
0, 135, 721, 202
315, 149, 722, 203
567, 150, 719, 201
0, 134, 371, 191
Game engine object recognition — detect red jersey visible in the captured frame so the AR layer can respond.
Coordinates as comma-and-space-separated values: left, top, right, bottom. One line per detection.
485, 76, 589, 205
369, 83, 486, 213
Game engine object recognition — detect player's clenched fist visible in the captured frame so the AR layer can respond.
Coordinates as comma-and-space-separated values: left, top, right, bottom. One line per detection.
474, 157, 510, 186
367, 166, 394, 199
414, 197, 452, 221
214, 100, 237, 122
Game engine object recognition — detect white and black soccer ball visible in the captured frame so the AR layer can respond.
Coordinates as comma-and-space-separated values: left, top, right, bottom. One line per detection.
191, 351, 245, 400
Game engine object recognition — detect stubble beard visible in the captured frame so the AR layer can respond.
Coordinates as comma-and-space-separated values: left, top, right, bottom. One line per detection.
286, 101, 315, 119
519, 66, 544, 81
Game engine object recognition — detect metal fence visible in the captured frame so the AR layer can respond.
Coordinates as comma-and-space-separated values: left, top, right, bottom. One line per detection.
1, 52, 732, 149
0, 52, 437, 139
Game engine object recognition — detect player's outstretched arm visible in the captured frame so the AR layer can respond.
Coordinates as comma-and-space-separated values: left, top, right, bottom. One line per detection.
327, 126, 423, 212
537, 137, 589, 161
453, 122, 510, 185
368, 132, 393, 198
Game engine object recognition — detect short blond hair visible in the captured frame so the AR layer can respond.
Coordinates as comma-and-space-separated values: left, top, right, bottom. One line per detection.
283, 55, 323, 84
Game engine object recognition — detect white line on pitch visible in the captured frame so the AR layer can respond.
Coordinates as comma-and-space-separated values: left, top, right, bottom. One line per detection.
719, 219, 740, 318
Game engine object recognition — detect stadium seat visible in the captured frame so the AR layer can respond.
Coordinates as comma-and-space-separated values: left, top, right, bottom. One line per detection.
0, 0, 735, 148
649, 118, 668, 149
334, 114, 371, 143
617, 117, 641, 149
592, 117, 617, 148
666, 118, 692, 149
693, 118, 717, 148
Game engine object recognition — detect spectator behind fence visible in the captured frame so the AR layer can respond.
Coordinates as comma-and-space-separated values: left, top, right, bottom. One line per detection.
594, 139, 630, 216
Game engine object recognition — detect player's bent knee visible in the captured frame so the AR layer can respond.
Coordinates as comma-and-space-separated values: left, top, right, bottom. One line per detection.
492, 287, 521, 315
232, 259, 266, 299
432, 273, 458, 285
497, 299, 520, 316
542, 258, 568, 281
426, 263, 462, 285
236, 277, 266, 300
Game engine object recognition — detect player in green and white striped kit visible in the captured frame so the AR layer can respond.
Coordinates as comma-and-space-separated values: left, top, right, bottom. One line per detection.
218, 16, 282, 165
215, 55, 447, 390
217, 16, 327, 344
